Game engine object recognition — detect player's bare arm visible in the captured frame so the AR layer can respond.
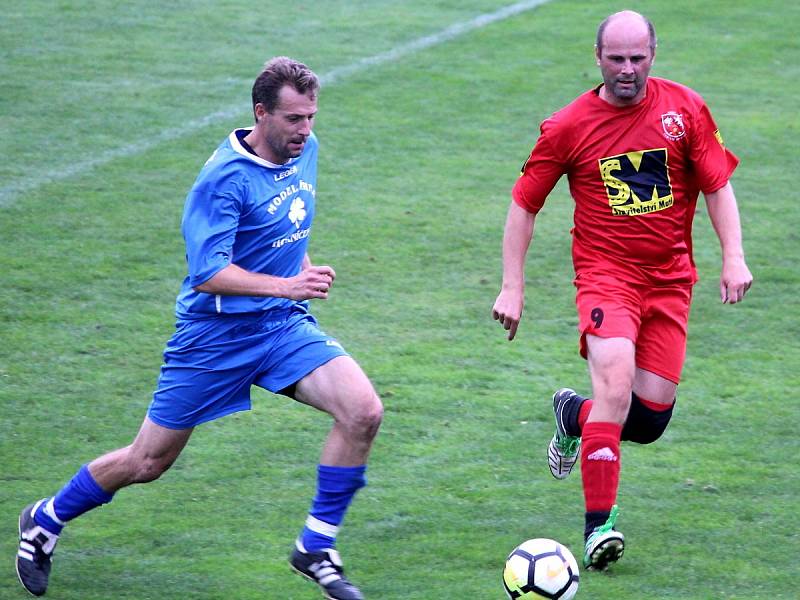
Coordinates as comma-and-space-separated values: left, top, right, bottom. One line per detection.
492, 201, 536, 341
194, 262, 335, 300
704, 182, 753, 304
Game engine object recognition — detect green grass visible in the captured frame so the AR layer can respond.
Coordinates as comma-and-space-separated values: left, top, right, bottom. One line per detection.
2, 1, 798, 598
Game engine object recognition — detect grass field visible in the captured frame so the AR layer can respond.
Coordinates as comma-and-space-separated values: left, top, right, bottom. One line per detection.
2, 1, 799, 598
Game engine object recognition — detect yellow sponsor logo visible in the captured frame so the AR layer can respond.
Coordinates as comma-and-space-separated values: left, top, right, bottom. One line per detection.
714, 129, 725, 147
598, 148, 674, 216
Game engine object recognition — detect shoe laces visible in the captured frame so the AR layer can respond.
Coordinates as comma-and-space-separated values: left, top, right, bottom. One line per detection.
554, 431, 580, 456
590, 504, 619, 540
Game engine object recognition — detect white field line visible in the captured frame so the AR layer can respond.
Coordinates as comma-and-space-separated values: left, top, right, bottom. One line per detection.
0, 0, 551, 207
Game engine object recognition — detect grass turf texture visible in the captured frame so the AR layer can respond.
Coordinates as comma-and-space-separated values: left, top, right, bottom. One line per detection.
2, 0, 798, 598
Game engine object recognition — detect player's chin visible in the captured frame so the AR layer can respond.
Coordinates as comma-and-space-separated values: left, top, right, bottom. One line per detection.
286, 142, 305, 156
614, 84, 637, 98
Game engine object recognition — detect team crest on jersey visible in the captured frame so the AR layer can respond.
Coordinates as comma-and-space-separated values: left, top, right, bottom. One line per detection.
598, 148, 674, 216
661, 111, 686, 141
288, 197, 306, 228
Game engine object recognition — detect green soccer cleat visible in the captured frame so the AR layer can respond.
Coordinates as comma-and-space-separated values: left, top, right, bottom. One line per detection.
583, 504, 625, 571
548, 388, 582, 479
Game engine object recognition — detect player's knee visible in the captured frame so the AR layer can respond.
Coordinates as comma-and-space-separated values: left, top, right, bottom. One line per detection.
132, 454, 177, 483
593, 390, 633, 425
621, 393, 674, 444
348, 392, 383, 441
590, 371, 634, 425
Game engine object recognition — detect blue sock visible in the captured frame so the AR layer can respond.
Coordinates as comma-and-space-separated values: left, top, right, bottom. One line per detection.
34, 464, 115, 535
299, 464, 366, 552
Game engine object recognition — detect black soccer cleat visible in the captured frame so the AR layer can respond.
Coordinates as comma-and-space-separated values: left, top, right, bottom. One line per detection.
16, 499, 60, 597
289, 543, 364, 600
548, 388, 583, 479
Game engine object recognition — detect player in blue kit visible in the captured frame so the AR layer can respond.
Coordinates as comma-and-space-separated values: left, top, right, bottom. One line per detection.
16, 57, 383, 600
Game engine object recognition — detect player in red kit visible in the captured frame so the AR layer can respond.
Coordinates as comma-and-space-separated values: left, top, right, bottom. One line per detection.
492, 10, 752, 571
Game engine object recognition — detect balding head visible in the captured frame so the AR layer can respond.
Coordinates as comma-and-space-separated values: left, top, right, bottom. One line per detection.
596, 10, 657, 56
594, 10, 657, 106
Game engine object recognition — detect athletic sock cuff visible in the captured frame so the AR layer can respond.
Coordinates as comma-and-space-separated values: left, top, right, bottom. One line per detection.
317, 464, 367, 492
51, 464, 114, 523
77, 464, 115, 504
582, 421, 622, 439
634, 394, 674, 412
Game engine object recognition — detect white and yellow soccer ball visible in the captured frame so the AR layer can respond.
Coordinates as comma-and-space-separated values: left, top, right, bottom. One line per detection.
503, 538, 580, 600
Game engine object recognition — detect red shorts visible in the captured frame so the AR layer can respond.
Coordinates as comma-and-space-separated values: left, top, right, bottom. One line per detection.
575, 270, 692, 384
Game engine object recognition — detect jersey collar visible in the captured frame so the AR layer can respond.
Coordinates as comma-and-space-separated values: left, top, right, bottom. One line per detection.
228, 128, 297, 169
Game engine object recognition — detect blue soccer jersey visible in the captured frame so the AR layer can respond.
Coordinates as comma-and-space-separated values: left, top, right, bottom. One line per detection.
175, 128, 318, 319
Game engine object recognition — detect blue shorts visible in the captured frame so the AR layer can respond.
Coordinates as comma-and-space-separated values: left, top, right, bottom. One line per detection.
148, 307, 348, 429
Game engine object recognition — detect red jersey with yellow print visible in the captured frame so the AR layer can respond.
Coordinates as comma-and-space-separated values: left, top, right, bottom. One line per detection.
512, 77, 738, 285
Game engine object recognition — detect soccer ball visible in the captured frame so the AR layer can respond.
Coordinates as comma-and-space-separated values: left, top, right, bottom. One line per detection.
503, 538, 580, 600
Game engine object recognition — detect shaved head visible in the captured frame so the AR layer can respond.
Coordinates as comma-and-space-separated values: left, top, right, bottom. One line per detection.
596, 10, 657, 55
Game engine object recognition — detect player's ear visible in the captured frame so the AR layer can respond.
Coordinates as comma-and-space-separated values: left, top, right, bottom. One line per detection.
594, 44, 601, 66
253, 103, 268, 123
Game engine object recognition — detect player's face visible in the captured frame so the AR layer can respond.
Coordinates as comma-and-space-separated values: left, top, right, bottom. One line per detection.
596, 21, 654, 106
257, 86, 317, 164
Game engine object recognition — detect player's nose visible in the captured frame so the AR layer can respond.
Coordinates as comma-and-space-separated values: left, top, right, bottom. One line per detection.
297, 117, 312, 136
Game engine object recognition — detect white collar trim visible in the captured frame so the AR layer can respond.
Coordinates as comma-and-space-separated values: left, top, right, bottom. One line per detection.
228, 128, 295, 169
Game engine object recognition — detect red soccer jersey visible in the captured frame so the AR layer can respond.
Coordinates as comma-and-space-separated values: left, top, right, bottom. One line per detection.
513, 77, 738, 285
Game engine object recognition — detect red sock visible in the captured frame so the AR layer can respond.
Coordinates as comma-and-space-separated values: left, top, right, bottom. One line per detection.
581, 421, 622, 512
578, 399, 593, 430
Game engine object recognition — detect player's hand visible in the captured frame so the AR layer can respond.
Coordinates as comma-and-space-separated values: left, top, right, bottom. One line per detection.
492, 289, 524, 341
286, 265, 336, 300
719, 257, 752, 304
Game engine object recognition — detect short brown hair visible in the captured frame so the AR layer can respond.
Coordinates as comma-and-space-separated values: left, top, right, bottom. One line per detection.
251, 56, 320, 115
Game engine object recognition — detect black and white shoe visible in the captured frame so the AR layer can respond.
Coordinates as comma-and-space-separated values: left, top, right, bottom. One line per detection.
548, 388, 583, 479
16, 499, 59, 597
289, 541, 364, 600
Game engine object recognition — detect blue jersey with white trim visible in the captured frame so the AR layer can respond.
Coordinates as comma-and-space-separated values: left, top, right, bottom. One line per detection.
175, 128, 318, 319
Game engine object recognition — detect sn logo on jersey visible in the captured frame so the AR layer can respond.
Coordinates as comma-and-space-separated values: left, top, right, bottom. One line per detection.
598, 148, 674, 216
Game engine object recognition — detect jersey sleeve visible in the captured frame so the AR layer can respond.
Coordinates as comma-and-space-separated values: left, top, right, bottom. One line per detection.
689, 102, 739, 194
511, 123, 566, 214
181, 173, 246, 288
